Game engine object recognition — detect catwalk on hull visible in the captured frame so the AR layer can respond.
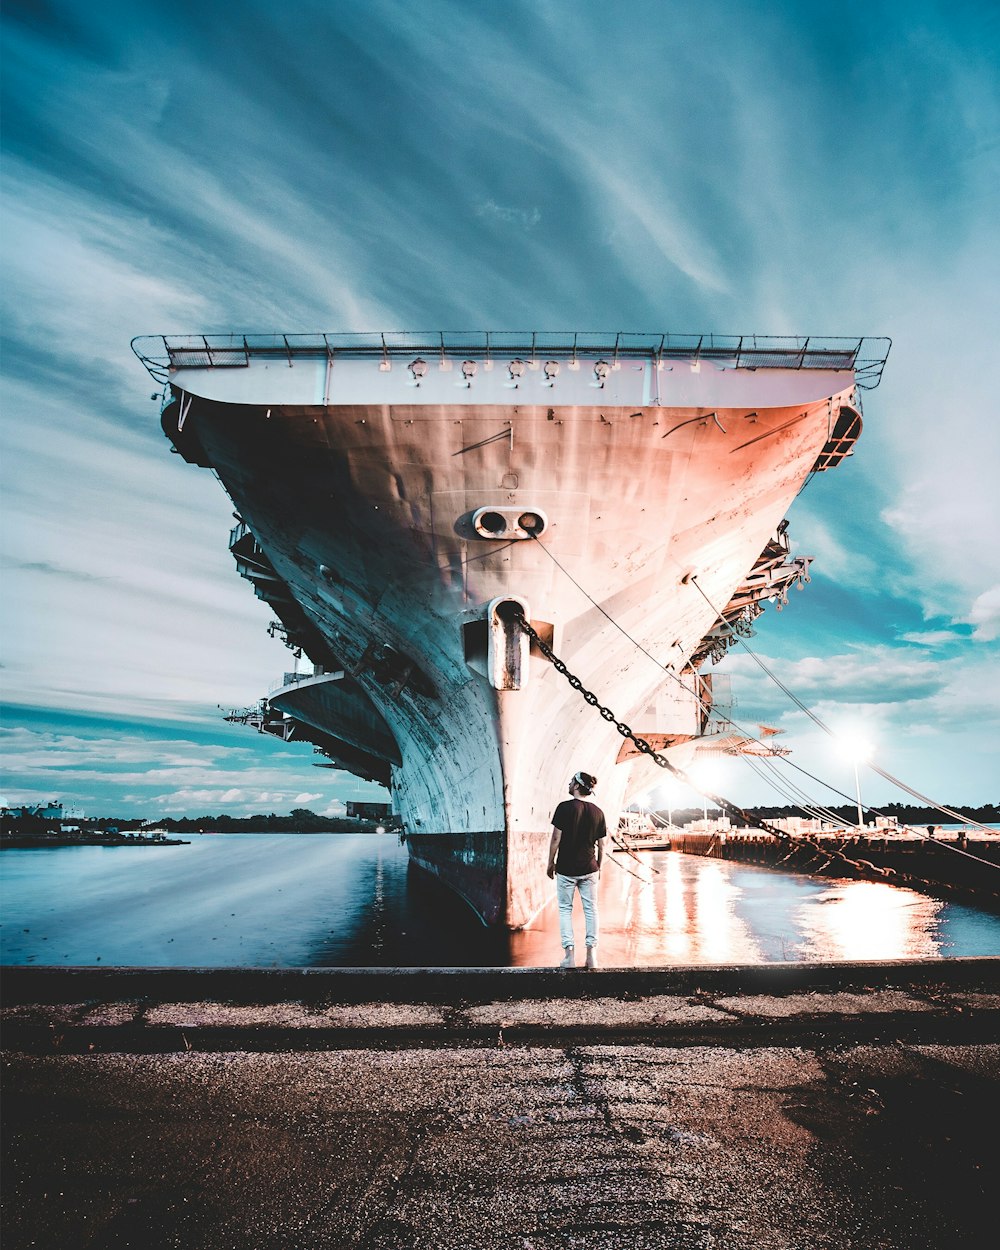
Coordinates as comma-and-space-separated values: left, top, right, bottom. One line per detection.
135, 331, 889, 927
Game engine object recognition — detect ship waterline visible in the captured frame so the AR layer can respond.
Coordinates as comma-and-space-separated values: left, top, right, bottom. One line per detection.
136, 331, 889, 927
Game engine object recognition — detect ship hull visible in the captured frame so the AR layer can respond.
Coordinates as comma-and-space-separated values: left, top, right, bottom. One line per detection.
139, 331, 887, 927
405, 826, 550, 929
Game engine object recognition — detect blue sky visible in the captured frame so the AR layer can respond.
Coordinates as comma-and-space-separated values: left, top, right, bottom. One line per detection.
1, 0, 998, 819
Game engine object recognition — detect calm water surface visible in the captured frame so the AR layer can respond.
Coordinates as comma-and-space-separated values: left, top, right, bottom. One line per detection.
2, 832, 999, 967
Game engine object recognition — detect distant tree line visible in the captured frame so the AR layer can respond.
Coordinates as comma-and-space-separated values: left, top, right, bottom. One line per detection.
1, 808, 376, 836
1, 812, 45, 836
158, 808, 373, 833
4, 802, 996, 839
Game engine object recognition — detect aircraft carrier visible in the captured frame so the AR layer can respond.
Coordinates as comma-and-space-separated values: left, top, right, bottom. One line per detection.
134, 330, 889, 926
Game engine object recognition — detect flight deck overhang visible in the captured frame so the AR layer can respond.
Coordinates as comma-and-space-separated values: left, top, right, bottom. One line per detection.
134, 331, 890, 410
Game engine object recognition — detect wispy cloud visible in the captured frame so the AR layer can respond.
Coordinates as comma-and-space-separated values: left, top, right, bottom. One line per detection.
1, 0, 997, 815
0, 717, 383, 817
964, 585, 1000, 642
899, 630, 966, 648
9, 560, 110, 583
728, 645, 951, 711
723, 639, 1000, 806
475, 200, 542, 230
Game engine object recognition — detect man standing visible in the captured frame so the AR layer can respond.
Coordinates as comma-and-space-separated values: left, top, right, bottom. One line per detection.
546, 771, 607, 969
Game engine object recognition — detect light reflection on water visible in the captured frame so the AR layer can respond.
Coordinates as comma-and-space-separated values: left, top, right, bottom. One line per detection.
796, 882, 944, 962
511, 852, 952, 967
1, 834, 998, 967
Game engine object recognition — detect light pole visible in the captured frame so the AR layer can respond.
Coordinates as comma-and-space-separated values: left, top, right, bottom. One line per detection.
853, 755, 864, 832
841, 735, 872, 832
656, 779, 678, 830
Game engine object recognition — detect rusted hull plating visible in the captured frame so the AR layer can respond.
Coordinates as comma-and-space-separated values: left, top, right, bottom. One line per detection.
404, 827, 551, 929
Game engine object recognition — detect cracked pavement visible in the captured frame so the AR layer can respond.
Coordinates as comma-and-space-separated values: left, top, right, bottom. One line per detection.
3, 961, 998, 1248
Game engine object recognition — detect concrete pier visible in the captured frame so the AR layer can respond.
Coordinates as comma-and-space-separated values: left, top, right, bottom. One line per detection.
652, 830, 1000, 909
3, 959, 999, 1248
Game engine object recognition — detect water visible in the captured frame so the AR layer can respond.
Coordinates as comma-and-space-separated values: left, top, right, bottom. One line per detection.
2, 832, 999, 967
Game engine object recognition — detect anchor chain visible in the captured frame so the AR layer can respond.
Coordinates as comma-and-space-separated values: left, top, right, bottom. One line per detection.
512, 609, 897, 882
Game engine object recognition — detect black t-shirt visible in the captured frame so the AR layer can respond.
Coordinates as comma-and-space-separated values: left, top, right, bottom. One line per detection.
551, 797, 607, 875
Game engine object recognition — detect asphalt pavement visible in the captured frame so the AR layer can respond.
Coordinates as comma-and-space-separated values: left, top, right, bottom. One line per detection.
3, 959, 998, 1249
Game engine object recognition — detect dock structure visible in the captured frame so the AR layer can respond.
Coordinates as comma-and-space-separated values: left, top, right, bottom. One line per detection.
613, 825, 1000, 911
4, 959, 998, 1248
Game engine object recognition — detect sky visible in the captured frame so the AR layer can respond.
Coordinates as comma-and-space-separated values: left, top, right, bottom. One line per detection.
1, 0, 998, 821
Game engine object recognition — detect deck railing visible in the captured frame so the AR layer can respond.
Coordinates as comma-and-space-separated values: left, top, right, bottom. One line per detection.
133, 331, 891, 389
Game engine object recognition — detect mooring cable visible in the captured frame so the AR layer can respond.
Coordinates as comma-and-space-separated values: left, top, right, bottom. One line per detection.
686, 577, 999, 864
528, 534, 895, 827
524, 535, 997, 874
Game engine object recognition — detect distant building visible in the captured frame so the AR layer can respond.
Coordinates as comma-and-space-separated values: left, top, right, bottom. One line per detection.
10, 801, 64, 821
346, 801, 393, 821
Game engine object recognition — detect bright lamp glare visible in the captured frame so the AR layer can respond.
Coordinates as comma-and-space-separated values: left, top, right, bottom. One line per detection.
690, 759, 725, 791
646, 778, 684, 808
838, 733, 873, 762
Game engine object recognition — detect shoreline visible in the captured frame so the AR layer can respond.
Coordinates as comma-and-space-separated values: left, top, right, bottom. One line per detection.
0, 836, 189, 849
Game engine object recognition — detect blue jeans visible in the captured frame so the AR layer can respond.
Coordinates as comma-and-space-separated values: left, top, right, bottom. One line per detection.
556, 872, 599, 949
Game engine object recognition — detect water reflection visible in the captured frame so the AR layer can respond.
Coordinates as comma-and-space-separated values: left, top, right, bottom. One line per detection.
509, 850, 997, 966
593, 853, 764, 966
2, 836, 999, 967
796, 882, 943, 962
